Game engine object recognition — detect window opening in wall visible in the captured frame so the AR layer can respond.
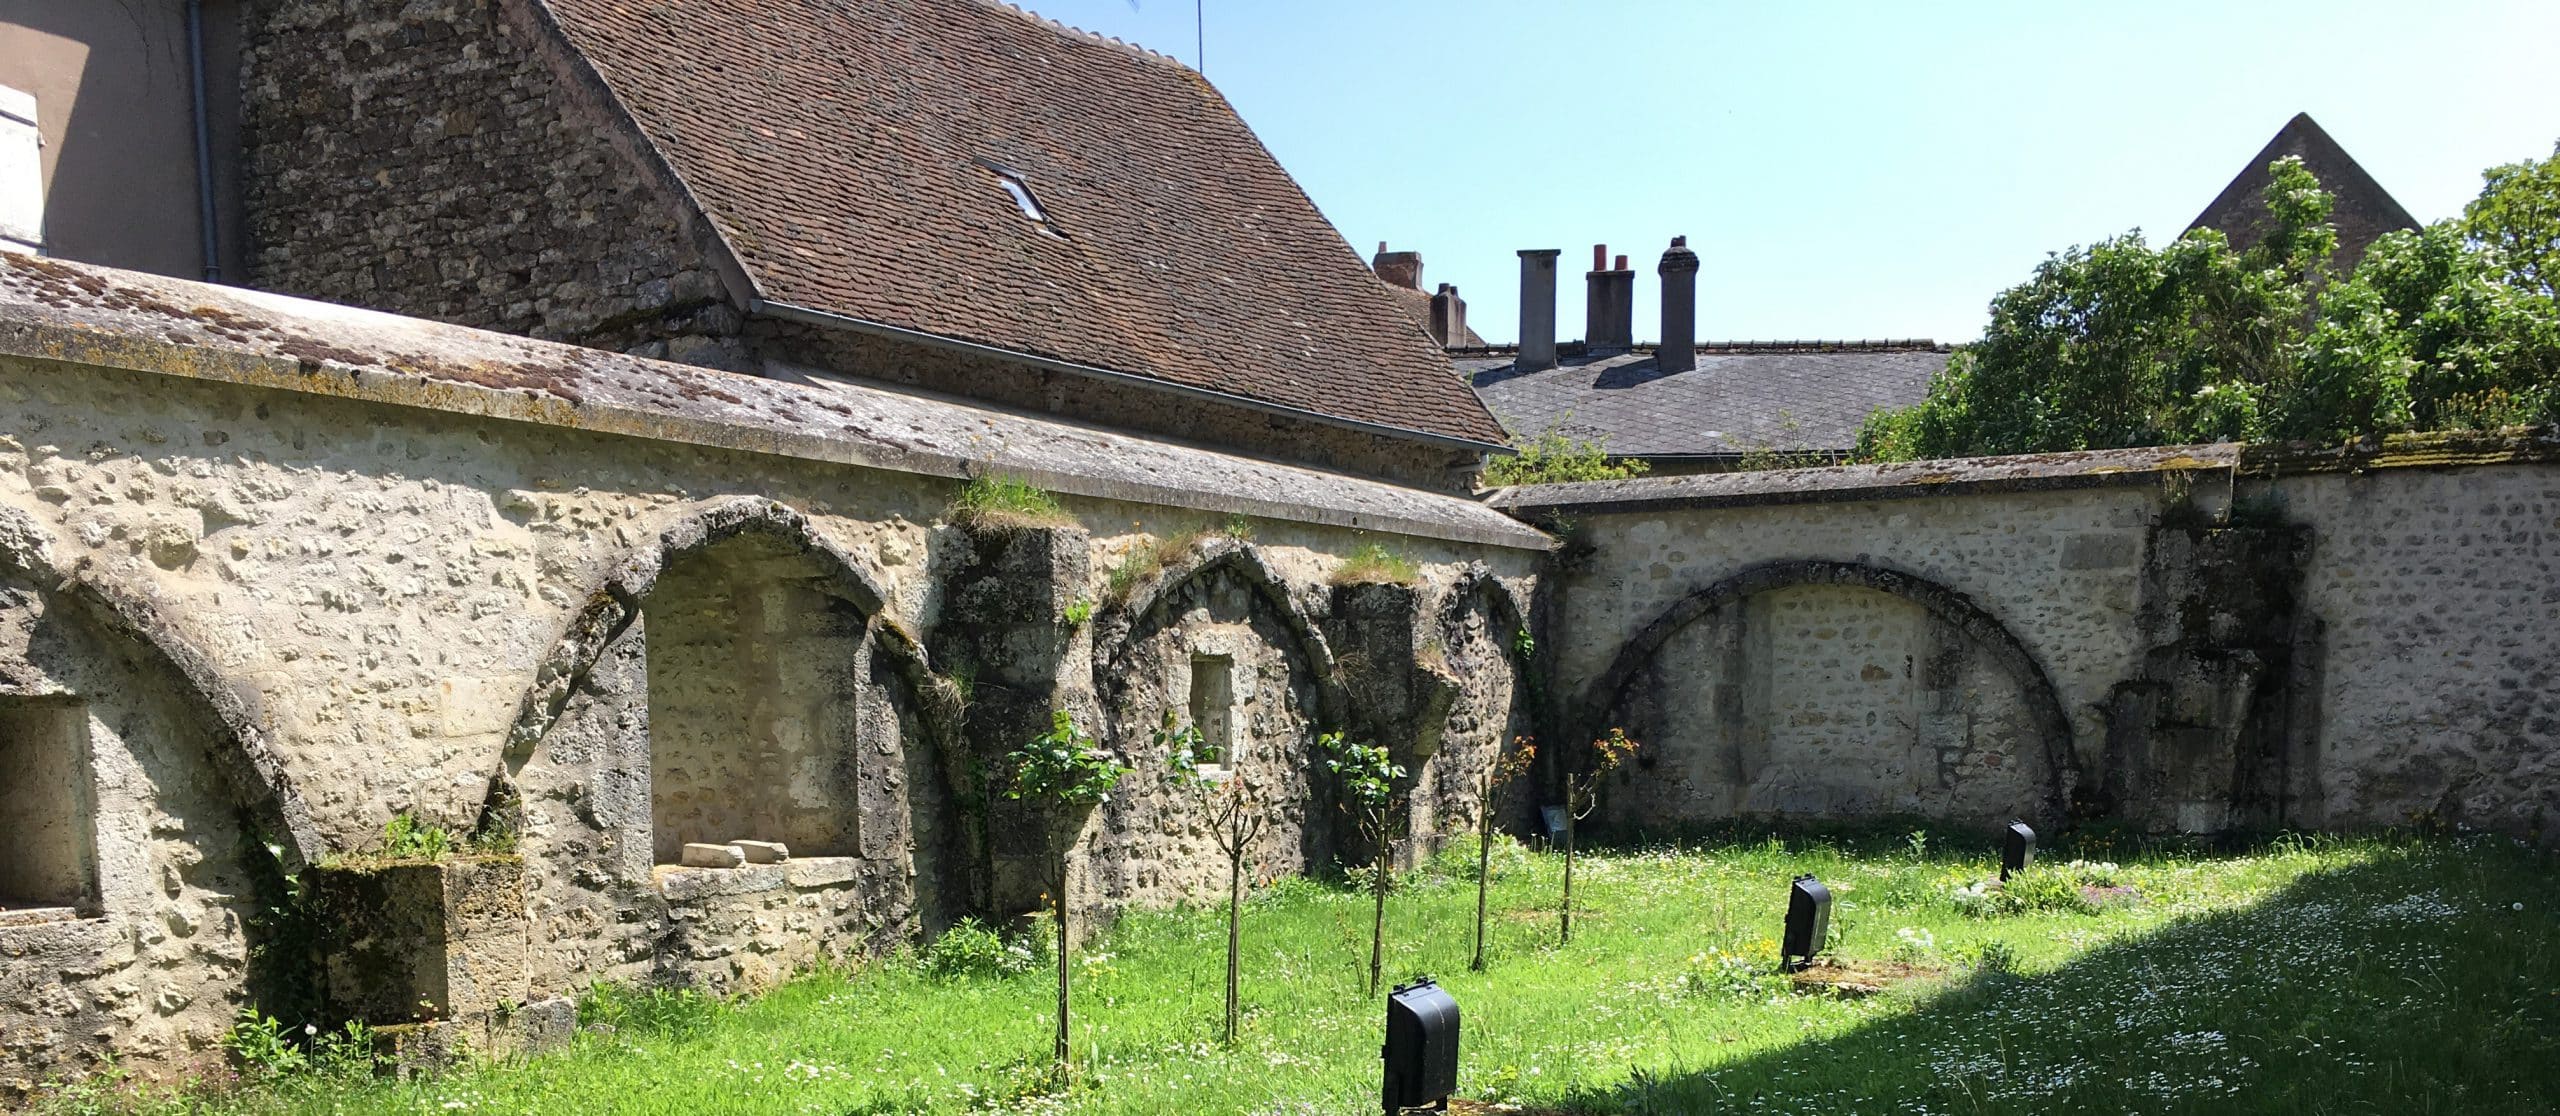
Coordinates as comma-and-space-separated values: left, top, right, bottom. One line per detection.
0, 696, 96, 920
1, 85, 45, 255
1189, 654, 1234, 766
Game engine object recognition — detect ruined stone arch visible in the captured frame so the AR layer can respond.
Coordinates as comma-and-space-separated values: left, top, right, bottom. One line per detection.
0, 507, 304, 1079
1586, 559, 2075, 823
493, 496, 967, 989
0, 507, 320, 864
1086, 536, 1345, 900
501, 496, 957, 764
1095, 537, 1344, 729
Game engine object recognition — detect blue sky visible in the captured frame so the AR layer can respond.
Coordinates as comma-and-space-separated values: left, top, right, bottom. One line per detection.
1022, 0, 2560, 345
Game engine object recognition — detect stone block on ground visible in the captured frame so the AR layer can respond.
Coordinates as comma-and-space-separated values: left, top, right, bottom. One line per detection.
729, 839, 789, 864
680, 843, 745, 868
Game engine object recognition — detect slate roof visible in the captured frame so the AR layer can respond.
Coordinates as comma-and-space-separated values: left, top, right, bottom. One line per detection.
1460, 342, 1950, 460
2188, 113, 2417, 271
537, 0, 1505, 446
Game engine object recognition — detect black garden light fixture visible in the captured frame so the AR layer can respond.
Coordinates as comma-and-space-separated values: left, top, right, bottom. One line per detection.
1782, 874, 1830, 973
1382, 976, 1460, 1114
2002, 820, 2036, 882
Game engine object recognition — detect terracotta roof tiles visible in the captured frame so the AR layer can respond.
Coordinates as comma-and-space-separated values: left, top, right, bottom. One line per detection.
538, 0, 1505, 445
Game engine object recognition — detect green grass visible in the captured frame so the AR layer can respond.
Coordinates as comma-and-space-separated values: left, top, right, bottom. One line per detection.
41, 829, 2559, 1115
1327, 543, 1420, 587
946, 473, 1074, 531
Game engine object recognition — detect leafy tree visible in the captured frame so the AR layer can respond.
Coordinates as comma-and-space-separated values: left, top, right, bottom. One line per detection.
2465, 140, 2560, 299
1004, 709, 1131, 1071
1161, 710, 1269, 1046
1318, 731, 1406, 997
1859, 147, 2560, 460
1480, 425, 1650, 487
1471, 736, 1537, 972
1559, 728, 1639, 946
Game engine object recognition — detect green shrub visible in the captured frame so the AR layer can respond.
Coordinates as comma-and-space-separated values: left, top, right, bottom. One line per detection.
919, 918, 1042, 980
1953, 866, 2098, 917
1480, 426, 1648, 487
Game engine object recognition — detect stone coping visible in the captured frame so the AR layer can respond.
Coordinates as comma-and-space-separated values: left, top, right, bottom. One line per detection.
1490, 444, 2242, 515
1490, 427, 2560, 516
653, 856, 862, 902
0, 254, 1549, 551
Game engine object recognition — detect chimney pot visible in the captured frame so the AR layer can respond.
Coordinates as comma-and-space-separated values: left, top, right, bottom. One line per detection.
1657, 235, 1701, 374
1516, 249, 1561, 372
1592, 244, 1607, 271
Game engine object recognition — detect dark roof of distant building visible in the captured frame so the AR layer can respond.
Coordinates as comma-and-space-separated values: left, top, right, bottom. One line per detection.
538, 0, 1505, 446
2188, 112, 2418, 270
1460, 341, 1950, 458
1380, 281, 1486, 348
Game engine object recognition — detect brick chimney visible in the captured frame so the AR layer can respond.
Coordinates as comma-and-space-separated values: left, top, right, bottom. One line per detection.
1372, 242, 1424, 290
1428, 283, 1467, 348
1585, 244, 1634, 356
1657, 236, 1699, 373
1517, 249, 1560, 372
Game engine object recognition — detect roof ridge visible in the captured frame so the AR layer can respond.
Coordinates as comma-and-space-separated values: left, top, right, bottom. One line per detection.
1451, 338, 1949, 355
977, 0, 1195, 72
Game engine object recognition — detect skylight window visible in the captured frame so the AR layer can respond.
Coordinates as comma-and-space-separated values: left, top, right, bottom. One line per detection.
994, 172, 1048, 222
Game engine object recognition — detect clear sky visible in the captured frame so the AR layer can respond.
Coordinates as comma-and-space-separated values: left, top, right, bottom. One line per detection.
1019, 0, 2560, 346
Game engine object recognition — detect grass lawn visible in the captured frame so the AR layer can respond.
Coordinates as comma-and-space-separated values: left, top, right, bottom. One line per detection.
42, 827, 2559, 1115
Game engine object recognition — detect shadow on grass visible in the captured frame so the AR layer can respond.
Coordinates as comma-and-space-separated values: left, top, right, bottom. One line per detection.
1560, 837, 2560, 1115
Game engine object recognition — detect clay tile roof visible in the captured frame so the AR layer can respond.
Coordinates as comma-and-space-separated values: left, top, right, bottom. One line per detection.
537, 0, 1505, 446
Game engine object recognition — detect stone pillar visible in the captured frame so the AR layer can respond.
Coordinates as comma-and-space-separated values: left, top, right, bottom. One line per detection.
929, 522, 1094, 916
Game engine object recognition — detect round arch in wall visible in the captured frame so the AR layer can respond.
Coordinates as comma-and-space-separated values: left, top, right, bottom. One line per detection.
1583, 558, 2075, 819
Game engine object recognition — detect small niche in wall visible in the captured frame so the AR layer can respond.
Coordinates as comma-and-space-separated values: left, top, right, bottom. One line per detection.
1188, 654, 1234, 766
0, 696, 97, 921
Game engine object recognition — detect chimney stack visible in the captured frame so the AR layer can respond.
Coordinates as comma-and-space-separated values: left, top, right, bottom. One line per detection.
1517, 249, 1560, 371
1585, 244, 1634, 356
1428, 283, 1467, 348
1657, 235, 1699, 373
1372, 242, 1424, 290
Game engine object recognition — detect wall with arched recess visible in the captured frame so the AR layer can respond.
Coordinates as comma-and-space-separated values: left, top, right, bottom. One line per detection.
1586, 560, 2074, 828
0, 514, 283, 1091
1089, 539, 1340, 908
495, 497, 964, 995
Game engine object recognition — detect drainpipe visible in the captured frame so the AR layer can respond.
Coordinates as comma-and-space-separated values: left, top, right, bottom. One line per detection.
187, 0, 221, 283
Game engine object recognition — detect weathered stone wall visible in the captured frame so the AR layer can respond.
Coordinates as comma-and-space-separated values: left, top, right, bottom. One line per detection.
2272, 463, 2560, 834
0, 275, 1542, 1084
1604, 582, 2052, 830
240, 0, 746, 364
0, 552, 265, 1092
1515, 442, 2560, 841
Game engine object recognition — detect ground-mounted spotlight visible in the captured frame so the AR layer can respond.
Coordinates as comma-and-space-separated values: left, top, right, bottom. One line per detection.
2002, 820, 2036, 882
1382, 976, 1460, 1114
1782, 874, 1830, 973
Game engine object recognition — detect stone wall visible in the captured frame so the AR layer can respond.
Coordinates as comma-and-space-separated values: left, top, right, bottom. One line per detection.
1508, 440, 2560, 842
240, 0, 746, 364
0, 541, 266, 1092
0, 258, 1544, 1085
